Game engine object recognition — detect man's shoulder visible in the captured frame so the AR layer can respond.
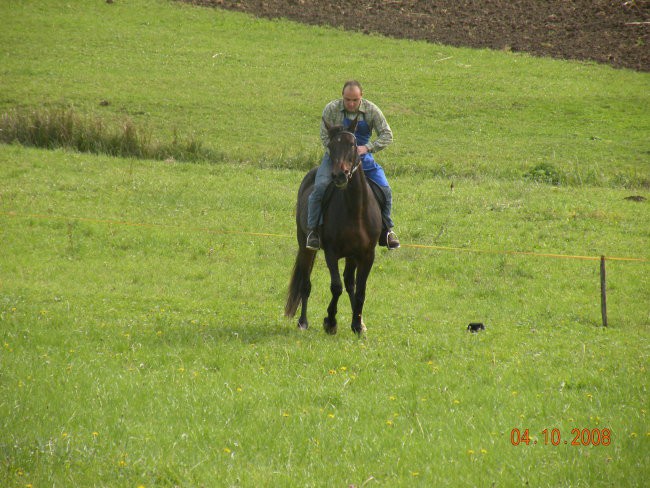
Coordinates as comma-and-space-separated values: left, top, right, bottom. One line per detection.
323, 98, 344, 112
360, 98, 381, 113
322, 99, 344, 125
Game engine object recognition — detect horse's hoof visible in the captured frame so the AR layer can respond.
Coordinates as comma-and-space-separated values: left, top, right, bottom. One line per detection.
297, 320, 308, 330
352, 320, 367, 336
323, 317, 337, 335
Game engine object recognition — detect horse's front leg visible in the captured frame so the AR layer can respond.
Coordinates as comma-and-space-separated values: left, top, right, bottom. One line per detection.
323, 252, 342, 335
351, 254, 375, 335
343, 257, 357, 311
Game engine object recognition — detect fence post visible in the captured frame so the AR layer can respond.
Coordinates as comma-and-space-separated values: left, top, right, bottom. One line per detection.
600, 256, 608, 327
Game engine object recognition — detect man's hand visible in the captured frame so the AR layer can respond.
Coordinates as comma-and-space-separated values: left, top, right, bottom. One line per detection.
357, 145, 370, 156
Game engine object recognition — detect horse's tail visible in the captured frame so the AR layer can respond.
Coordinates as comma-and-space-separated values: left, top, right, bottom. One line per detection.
285, 248, 315, 318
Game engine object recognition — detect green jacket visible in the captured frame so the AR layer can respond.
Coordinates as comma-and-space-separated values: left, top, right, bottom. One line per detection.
320, 98, 393, 154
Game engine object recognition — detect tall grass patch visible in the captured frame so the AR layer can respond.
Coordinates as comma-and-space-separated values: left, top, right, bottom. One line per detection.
0, 107, 225, 163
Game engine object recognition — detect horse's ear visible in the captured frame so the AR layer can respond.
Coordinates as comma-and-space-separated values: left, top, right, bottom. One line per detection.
322, 117, 332, 132
347, 115, 359, 133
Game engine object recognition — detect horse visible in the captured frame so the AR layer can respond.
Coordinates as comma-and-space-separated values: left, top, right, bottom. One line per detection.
285, 117, 383, 335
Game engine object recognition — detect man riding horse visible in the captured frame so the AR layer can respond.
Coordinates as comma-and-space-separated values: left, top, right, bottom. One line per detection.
306, 80, 400, 251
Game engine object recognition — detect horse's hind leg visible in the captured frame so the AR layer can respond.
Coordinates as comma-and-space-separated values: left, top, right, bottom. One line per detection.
297, 248, 315, 330
297, 286, 310, 330
323, 253, 342, 335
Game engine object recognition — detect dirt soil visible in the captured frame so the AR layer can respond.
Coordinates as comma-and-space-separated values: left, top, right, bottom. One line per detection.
183, 0, 649, 72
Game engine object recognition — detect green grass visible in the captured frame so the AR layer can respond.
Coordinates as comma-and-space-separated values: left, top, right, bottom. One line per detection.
1, 145, 648, 487
1, 0, 649, 486
1, 0, 648, 186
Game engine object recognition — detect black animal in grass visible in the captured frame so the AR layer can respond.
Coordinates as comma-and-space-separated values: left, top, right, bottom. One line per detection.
467, 322, 486, 333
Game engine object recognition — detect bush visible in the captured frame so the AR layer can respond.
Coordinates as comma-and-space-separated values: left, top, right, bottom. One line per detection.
524, 162, 563, 185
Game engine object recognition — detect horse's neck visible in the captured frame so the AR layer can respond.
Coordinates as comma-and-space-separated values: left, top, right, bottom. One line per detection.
343, 167, 370, 212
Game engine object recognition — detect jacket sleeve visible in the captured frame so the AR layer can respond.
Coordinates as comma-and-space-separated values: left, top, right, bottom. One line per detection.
366, 104, 393, 153
320, 101, 340, 149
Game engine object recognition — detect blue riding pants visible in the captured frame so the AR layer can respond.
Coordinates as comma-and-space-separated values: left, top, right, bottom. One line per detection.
307, 153, 394, 230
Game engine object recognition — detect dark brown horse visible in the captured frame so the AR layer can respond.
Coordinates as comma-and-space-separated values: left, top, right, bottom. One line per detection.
285, 118, 382, 335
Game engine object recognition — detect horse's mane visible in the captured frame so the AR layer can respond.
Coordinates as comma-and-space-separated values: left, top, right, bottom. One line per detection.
328, 124, 351, 137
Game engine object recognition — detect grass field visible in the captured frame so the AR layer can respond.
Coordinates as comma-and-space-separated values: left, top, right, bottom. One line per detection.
1, 0, 649, 487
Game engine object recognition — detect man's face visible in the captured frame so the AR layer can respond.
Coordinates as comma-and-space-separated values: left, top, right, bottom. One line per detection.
342, 86, 362, 113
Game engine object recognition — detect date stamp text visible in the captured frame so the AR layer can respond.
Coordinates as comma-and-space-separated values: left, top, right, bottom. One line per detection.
510, 428, 612, 446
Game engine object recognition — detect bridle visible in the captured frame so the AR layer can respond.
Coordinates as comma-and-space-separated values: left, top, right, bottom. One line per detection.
332, 130, 361, 182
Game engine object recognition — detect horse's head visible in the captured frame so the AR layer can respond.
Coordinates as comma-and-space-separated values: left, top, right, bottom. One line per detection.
324, 117, 359, 189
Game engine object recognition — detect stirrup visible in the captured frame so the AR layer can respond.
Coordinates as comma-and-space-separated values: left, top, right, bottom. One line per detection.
386, 230, 400, 250
306, 230, 320, 251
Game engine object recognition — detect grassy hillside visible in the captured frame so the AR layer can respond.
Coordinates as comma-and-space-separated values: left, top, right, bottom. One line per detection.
1, 0, 648, 186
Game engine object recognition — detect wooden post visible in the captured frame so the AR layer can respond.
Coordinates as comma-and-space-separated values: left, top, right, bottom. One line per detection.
600, 256, 608, 327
